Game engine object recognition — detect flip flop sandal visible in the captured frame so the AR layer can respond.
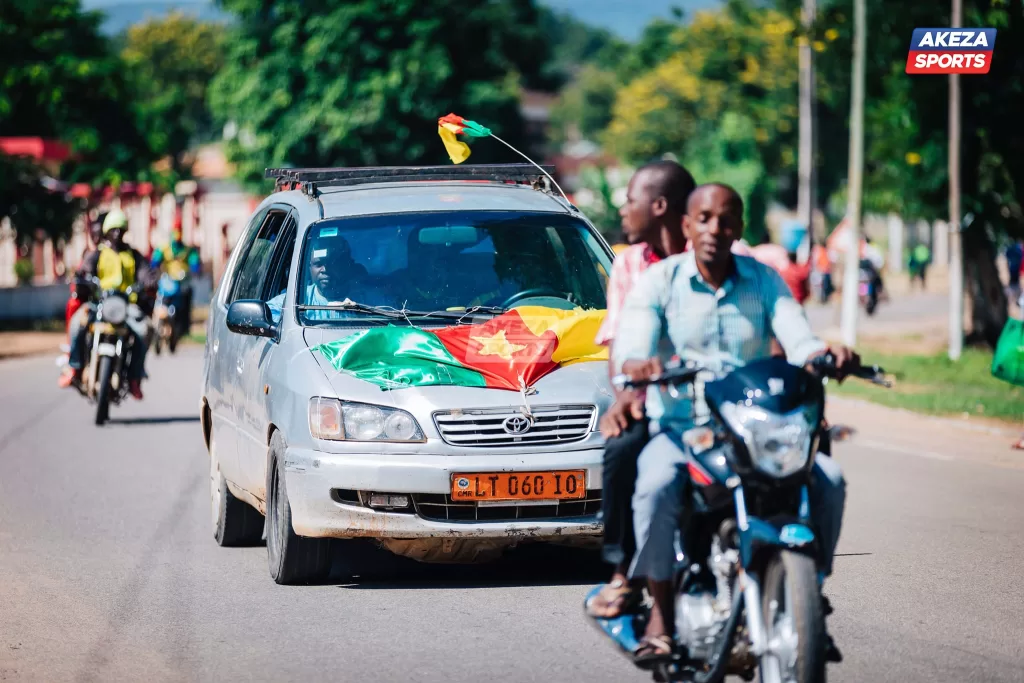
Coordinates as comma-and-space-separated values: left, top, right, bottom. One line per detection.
585, 579, 641, 618
632, 634, 674, 668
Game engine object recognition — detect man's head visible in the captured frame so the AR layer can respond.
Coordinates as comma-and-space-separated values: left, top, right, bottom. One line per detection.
88, 213, 105, 246
619, 160, 696, 245
102, 209, 129, 247
683, 183, 744, 269
308, 234, 355, 298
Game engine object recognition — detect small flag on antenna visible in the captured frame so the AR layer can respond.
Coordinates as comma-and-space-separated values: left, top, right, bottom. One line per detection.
437, 113, 492, 164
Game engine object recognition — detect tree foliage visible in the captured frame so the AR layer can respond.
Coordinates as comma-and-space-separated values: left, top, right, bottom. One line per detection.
121, 12, 227, 177
0, 0, 155, 185
210, 0, 550, 189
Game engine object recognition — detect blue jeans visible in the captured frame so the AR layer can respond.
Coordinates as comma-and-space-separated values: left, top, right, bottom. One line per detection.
629, 432, 846, 583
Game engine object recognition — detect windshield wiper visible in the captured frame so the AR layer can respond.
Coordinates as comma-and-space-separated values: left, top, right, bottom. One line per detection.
296, 301, 507, 323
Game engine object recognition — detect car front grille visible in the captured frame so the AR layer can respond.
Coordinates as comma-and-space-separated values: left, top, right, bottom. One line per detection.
432, 404, 596, 447
411, 490, 602, 522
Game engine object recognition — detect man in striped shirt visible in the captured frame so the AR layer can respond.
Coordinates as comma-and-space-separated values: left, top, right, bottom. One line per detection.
614, 184, 855, 662
586, 160, 695, 619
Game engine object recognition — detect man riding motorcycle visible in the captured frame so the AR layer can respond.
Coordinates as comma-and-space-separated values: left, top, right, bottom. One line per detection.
612, 183, 856, 666
150, 221, 201, 337
60, 210, 151, 400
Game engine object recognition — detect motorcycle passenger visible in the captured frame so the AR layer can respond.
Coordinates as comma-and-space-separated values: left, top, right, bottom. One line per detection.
66, 214, 106, 336
585, 160, 695, 619
151, 221, 201, 335
60, 210, 151, 399
613, 183, 857, 664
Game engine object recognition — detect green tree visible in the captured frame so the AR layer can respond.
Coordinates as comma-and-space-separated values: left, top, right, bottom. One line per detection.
548, 65, 620, 145
602, 1, 800, 236
0, 0, 154, 244
210, 0, 550, 189
803, 0, 1024, 345
121, 12, 227, 178
536, 6, 625, 87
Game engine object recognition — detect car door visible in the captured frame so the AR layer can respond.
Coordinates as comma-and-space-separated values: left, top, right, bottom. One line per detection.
208, 207, 268, 483
234, 209, 297, 500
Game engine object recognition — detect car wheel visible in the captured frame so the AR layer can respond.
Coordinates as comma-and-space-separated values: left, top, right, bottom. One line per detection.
266, 431, 333, 585
211, 425, 264, 547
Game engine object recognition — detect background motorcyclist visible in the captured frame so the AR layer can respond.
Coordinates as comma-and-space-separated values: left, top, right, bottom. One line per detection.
59, 210, 151, 399
150, 218, 201, 337
65, 213, 106, 338
613, 183, 856, 665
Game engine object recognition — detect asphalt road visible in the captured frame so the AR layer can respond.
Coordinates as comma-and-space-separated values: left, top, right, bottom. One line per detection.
2, 347, 1022, 683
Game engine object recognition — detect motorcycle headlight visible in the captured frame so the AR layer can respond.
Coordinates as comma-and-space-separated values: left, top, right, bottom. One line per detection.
308, 398, 425, 442
718, 402, 814, 477
100, 296, 127, 325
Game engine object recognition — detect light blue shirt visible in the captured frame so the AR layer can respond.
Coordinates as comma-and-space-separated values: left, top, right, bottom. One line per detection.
612, 251, 826, 432
267, 283, 391, 323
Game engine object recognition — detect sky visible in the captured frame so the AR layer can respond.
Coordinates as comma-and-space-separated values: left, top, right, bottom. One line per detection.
81, 0, 722, 40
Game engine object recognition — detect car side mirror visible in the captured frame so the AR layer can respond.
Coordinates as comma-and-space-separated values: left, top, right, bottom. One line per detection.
226, 300, 277, 338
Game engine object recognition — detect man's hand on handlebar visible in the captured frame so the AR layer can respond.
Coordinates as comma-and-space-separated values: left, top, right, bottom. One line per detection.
808, 344, 861, 382
621, 358, 664, 384
599, 390, 645, 439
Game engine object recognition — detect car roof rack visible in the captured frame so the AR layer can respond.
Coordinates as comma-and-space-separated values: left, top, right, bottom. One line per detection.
265, 164, 558, 198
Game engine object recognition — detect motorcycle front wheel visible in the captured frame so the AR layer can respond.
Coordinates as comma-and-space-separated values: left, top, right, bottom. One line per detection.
758, 551, 825, 683
95, 355, 114, 425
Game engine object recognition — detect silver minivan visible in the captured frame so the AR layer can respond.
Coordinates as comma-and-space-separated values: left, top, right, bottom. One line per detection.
200, 165, 616, 584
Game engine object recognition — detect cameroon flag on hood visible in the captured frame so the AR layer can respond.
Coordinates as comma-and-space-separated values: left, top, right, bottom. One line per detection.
313, 306, 608, 391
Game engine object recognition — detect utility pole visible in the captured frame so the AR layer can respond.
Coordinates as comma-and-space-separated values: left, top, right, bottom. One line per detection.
798, 0, 817, 256
948, 0, 964, 360
840, 0, 866, 347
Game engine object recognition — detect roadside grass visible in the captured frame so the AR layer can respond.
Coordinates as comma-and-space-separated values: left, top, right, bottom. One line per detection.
833, 346, 1024, 423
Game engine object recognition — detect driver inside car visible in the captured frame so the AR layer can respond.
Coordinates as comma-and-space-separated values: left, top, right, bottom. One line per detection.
612, 183, 856, 665
268, 233, 386, 323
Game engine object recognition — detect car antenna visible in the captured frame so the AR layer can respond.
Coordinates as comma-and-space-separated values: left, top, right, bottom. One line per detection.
438, 113, 575, 211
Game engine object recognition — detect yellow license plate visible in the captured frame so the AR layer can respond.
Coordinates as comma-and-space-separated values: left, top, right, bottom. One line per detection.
451, 470, 586, 501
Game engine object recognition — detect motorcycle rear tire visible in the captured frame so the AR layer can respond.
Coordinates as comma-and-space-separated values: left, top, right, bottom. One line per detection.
169, 328, 179, 354
759, 551, 826, 683
95, 355, 114, 426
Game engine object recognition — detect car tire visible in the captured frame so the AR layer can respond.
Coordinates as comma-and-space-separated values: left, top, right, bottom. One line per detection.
211, 426, 264, 547
266, 431, 333, 585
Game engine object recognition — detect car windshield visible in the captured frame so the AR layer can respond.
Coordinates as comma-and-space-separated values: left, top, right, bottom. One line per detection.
289, 210, 612, 326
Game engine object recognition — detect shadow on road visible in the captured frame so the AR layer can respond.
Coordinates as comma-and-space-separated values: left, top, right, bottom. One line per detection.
107, 415, 200, 426
337, 544, 606, 591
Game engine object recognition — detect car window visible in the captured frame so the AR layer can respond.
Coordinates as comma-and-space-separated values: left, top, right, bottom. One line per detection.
294, 211, 613, 326
219, 207, 267, 306
263, 217, 298, 324
230, 210, 288, 303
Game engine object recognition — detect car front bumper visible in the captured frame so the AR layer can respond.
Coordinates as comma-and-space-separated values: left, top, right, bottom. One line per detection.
283, 446, 604, 541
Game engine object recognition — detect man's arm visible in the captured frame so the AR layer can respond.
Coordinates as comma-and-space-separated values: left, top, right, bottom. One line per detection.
611, 263, 669, 375
762, 266, 827, 366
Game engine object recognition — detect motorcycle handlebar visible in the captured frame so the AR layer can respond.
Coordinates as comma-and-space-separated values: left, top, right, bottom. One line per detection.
611, 361, 701, 392
811, 352, 891, 387
612, 353, 892, 392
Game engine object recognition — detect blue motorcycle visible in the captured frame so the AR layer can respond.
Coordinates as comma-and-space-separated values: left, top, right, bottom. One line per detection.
586, 353, 889, 683
153, 272, 188, 354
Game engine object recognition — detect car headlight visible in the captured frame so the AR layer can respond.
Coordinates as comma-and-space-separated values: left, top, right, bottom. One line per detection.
308, 398, 425, 442
100, 296, 127, 324
718, 402, 813, 477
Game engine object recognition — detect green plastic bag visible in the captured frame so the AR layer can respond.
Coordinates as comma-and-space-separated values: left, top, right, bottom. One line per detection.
992, 317, 1024, 387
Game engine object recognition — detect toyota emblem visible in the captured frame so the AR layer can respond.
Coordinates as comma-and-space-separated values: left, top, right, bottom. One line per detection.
502, 415, 533, 435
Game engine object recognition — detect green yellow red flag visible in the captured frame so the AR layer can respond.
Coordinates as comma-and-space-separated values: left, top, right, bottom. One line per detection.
437, 113, 493, 164
313, 306, 608, 391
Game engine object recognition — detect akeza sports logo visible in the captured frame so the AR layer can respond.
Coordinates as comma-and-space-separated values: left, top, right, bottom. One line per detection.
906, 28, 997, 74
